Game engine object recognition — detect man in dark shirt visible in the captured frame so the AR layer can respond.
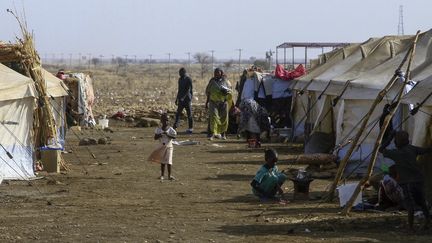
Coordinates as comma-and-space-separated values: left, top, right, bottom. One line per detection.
380, 130, 431, 231
174, 67, 193, 133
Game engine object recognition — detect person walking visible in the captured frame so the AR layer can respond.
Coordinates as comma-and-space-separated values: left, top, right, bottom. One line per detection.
205, 68, 232, 140
174, 67, 193, 133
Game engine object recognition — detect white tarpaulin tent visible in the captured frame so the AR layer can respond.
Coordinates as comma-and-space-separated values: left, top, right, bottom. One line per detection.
290, 31, 431, 175
399, 31, 432, 200
291, 42, 362, 139
0, 64, 37, 180
42, 69, 68, 147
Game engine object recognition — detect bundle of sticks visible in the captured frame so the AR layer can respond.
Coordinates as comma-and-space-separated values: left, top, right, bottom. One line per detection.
1, 12, 68, 171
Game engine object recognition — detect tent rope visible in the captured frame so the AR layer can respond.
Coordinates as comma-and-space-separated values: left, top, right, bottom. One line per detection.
292, 80, 334, 133
342, 30, 421, 214
325, 41, 416, 202
315, 80, 352, 131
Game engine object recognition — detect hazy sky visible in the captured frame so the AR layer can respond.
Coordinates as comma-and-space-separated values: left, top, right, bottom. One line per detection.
0, 0, 431, 61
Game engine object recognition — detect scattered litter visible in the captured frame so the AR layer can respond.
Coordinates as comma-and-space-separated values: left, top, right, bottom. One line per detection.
91, 162, 108, 166
209, 143, 225, 148
305, 228, 311, 233
173, 140, 200, 146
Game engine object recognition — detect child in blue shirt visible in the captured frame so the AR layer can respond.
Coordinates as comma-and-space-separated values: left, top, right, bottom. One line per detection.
251, 148, 287, 200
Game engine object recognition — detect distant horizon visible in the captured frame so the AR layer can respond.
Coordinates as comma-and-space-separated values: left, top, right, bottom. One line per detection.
1, 0, 431, 61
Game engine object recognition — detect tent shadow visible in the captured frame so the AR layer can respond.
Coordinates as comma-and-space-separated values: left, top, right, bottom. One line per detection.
216, 213, 414, 239
207, 160, 263, 165
214, 140, 247, 144
213, 194, 267, 204
202, 173, 254, 181
207, 149, 261, 154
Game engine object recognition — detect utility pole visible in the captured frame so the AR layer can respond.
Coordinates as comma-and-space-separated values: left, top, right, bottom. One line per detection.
99, 55, 104, 66
398, 5, 404, 35
186, 52, 191, 68
133, 55, 137, 63
167, 53, 172, 82
236, 48, 242, 77
87, 53, 92, 70
69, 53, 72, 69
149, 54, 152, 74
124, 55, 128, 72
78, 52, 81, 66
210, 50, 215, 70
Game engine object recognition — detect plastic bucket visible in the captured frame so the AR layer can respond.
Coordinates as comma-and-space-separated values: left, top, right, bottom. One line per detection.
337, 183, 362, 207
98, 119, 109, 129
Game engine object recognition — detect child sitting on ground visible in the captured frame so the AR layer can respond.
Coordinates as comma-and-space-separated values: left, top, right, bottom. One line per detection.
250, 148, 287, 201
154, 113, 177, 181
377, 165, 404, 211
380, 130, 431, 231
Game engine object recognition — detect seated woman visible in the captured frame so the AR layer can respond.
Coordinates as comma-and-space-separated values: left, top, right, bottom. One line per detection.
251, 148, 287, 200
238, 99, 270, 148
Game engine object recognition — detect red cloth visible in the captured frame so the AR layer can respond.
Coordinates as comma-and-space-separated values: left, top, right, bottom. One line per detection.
274, 64, 306, 81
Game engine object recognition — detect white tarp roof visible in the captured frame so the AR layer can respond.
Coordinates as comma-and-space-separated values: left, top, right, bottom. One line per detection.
0, 63, 36, 102
401, 30, 432, 106
303, 38, 381, 93
308, 36, 415, 99
42, 69, 69, 98
292, 43, 361, 91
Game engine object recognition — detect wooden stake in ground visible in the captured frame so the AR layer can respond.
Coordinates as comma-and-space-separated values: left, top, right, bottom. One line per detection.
342, 30, 421, 215
325, 38, 416, 202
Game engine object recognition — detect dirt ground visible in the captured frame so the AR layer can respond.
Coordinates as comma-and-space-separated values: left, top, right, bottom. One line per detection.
0, 119, 432, 243
1, 65, 431, 242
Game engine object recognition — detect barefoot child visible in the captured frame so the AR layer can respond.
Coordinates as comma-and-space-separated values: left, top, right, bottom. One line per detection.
154, 113, 177, 180
250, 148, 287, 201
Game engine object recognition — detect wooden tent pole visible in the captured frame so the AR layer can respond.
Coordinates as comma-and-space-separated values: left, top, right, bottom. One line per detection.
342, 30, 421, 214
325, 35, 418, 202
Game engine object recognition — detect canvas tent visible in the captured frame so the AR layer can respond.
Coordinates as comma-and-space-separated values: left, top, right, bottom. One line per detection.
290, 32, 430, 176
291, 42, 362, 139
0, 63, 37, 180
398, 31, 432, 200
42, 69, 69, 147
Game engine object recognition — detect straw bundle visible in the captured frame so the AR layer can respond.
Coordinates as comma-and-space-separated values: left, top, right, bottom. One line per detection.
1, 10, 68, 170
0, 42, 31, 63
